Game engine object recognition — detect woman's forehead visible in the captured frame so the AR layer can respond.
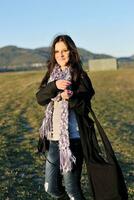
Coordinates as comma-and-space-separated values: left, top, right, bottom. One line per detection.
55, 41, 68, 50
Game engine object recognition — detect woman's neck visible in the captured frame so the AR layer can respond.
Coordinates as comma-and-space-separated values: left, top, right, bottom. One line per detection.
60, 65, 69, 71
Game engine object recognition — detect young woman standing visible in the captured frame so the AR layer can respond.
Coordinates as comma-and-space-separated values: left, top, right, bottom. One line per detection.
36, 34, 98, 200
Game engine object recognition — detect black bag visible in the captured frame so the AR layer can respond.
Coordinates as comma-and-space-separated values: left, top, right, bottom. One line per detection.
88, 108, 128, 200
37, 137, 49, 153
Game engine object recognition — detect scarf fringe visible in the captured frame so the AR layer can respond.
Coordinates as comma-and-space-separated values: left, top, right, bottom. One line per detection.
59, 148, 76, 173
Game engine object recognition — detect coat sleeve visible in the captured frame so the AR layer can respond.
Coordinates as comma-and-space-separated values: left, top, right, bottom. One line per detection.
36, 81, 60, 106
69, 74, 95, 115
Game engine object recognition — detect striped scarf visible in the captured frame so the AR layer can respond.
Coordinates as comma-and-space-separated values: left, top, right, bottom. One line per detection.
39, 65, 76, 173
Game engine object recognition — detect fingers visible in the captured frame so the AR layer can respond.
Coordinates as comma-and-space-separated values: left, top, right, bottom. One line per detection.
61, 90, 68, 99
61, 81, 70, 89
67, 90, 73, 95
56, 80, 71, 90
61, 90, 73, 100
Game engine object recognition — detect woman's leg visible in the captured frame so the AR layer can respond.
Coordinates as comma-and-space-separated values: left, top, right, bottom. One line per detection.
44, 141, 65, 199
63, 139, 86, 200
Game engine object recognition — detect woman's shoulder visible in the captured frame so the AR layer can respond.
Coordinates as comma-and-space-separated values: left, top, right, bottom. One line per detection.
80, 71, 94, 90
81, 71, 92, 82
80, 70, 89, 78
39, 71, 50, 88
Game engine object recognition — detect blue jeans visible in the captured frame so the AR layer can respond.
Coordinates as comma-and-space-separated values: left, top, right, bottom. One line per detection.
44, 139, 85, 200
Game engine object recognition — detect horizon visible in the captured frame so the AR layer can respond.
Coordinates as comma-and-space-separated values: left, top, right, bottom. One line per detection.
0, 44, 133, 59
0, 0, 134, 57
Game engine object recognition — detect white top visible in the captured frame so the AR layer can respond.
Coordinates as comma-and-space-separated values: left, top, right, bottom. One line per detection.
47, 100, 80, 141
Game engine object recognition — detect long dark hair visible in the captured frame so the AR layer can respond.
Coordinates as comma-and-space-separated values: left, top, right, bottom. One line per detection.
40, 34, 85, 87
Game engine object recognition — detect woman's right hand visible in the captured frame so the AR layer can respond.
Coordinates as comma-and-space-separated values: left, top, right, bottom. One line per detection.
61, 89, 73, 100
56, 80, 71, 90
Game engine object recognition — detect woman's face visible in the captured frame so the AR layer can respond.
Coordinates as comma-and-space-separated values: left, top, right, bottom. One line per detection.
54, 41, 70, 67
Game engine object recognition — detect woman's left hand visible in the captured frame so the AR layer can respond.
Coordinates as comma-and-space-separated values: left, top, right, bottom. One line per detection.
61, 89, 73, 100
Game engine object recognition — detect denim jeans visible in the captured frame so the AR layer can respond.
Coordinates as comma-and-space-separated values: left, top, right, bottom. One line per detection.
44, 139, 85, 200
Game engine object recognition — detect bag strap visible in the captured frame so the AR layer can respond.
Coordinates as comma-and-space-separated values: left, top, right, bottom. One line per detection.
89, 107, 116, 163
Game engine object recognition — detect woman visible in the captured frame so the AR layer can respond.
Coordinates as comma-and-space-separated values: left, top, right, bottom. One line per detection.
36, 35, 100, 200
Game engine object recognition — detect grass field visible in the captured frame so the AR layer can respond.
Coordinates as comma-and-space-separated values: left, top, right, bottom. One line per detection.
0, 69, 134, 200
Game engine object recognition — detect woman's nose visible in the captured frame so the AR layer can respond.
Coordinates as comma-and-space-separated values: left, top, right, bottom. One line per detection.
60, 51, 64, 56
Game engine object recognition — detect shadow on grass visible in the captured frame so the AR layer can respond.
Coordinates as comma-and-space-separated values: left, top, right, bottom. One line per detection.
0, 109, 42, 199
116, 148, 134, 186
0, 101, 133, 199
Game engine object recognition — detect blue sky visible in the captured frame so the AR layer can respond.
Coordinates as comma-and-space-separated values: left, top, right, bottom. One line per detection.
0, 0, 134, 57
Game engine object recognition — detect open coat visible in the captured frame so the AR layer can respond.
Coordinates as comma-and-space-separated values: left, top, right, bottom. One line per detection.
36, 73, 102, 163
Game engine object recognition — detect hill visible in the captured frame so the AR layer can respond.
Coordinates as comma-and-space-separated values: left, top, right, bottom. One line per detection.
0, 46, 50, 66
0, 45, 134, 71
0, 45, 112, 70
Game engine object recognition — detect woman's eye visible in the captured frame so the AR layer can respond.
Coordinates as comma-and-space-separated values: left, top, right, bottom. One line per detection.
55, 50, 69, 54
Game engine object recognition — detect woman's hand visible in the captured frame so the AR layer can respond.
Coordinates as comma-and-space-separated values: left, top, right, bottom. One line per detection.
56, 80, 71, 90
61, 89, 73, 100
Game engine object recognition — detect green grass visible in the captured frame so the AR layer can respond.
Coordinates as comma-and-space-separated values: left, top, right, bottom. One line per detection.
0, 69, 134, 199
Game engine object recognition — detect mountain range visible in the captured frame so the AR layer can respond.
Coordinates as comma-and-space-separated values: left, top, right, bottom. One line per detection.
0, 45, 134, 71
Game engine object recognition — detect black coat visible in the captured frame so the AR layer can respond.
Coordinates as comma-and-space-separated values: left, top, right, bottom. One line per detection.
36, 73, 128, 200
36, 73, 101, 163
